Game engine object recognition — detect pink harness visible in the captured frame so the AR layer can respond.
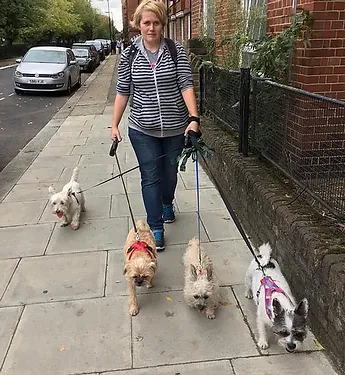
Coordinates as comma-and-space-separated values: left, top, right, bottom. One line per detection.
256, 276, 289, 320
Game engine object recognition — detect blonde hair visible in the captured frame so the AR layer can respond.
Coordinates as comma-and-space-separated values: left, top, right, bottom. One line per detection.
131, 0, 167, 29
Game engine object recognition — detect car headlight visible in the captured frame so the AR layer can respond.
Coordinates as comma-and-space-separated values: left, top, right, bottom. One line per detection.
58, 72, 64, 77
14, 70, 23, 77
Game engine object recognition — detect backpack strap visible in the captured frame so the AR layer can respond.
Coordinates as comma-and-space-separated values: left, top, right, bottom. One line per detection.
128, 43, 139, 69
164, 38, 178, 67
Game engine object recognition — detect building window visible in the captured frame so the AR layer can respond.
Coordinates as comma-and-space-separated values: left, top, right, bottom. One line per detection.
243, 0, 266, 41
187, 13, 191, 40
181, 17, 184, 43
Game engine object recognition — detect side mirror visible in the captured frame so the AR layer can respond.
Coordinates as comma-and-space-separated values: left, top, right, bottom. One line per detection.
70, 60, 77, 65
16, 59, 21, 63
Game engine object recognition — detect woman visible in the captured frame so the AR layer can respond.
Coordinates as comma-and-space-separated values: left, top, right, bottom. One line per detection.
111, 0, 199, 251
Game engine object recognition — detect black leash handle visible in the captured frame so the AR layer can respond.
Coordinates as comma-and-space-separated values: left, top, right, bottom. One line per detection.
109, 139, 138, 236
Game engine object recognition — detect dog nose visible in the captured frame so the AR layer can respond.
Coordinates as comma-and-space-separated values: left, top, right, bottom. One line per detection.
287, 342, 296, 351
135, 278, 143, 286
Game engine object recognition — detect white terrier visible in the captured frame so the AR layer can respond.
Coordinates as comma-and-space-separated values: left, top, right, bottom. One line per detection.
245, 243, 309, 352
48, 167, 85, 230
183, 237, 220, 319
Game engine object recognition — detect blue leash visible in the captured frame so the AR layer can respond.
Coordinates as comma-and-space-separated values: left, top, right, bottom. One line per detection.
195, 150, 202, 248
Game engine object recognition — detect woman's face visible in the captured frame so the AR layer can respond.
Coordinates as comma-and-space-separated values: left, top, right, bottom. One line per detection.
139, 11, 163, 46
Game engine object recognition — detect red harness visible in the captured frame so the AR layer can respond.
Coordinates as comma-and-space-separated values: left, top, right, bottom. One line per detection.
127, 241, 155, 260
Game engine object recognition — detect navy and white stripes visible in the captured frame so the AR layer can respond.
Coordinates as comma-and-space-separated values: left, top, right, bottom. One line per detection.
116, 37, 194, 138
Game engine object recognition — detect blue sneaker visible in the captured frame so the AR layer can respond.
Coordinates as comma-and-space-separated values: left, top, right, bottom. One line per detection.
163, 204, 175, 223
153, 230, 165, 251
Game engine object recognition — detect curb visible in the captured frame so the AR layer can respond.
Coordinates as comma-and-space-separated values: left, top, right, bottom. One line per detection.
0, 56, 114, 202
0, 64, 17, 71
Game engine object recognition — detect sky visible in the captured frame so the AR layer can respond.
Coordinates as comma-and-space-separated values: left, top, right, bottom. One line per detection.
91, 0, 123, 31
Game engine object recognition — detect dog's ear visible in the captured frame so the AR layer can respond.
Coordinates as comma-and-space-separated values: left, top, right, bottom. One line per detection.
295, 298, 308, 317
206, 265, 213, 281
48, 186, 56, 195
123, 264, 128, 275
190, 264, 197, 281
273, 298, 284, 317
149, 261, 157, 271
67, 187, 72, 197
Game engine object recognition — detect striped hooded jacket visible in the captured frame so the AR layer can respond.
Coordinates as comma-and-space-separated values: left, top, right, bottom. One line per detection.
116, 36, 194, 138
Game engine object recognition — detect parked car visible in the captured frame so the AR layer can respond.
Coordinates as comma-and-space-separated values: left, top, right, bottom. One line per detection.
13, 46, 81, 95
94, 39, 111, 55
72, 42, 100, 68
85, 40, 105, 60
72, 45, 99, 72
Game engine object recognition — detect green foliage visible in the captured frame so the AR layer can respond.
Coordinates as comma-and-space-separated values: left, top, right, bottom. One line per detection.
251, 9, 313, 84
0, 0, 120, 47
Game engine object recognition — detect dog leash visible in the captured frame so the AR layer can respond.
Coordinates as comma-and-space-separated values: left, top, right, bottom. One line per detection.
109, 139, 139, 241
187, 131, 266, 275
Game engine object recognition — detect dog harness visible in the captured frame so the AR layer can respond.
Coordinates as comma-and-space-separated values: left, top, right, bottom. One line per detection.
256, 276, 289, 321
127, 241, 156, 260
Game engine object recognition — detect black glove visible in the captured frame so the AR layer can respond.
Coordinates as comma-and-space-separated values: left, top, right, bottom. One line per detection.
184, 129, 202, 148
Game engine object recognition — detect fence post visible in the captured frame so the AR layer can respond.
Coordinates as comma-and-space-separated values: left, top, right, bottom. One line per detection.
199, 65, 204, 115
239, 67, 250, 156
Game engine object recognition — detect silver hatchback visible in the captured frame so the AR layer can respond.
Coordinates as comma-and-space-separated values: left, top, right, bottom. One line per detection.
13, 46, 81, 94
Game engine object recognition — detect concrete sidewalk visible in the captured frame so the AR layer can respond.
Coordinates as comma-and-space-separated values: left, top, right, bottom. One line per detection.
0, 55, 338, 375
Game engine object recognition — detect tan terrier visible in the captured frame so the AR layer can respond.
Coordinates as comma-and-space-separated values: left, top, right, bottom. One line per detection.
123, 220, 157, 316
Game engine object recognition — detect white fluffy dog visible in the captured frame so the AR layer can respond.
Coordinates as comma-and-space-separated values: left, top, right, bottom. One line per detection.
48, 167, 85, 230
183, 237, 220, 319
245, 243, 309, 352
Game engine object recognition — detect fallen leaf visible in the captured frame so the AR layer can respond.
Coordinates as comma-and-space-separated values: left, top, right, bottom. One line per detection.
166, 296, 172, 302
219, 300, 231, 306
313, 338, 324, 350
60, 347, 65, 352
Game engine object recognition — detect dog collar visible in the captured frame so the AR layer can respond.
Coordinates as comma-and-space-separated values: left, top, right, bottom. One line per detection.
71, 192, 80, 205
256, 276, 290, 321
127, 241, 156, 260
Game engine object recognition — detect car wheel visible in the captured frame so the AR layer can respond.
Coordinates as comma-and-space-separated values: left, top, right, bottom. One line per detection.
75, 73, 81, 89
65, 78, 72, 96
14, 89, 22, 95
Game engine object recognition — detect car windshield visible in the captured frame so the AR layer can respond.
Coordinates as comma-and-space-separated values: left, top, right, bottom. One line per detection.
86, 40, 100, 48
73, 49, 89, 58
23, 50, 66, 64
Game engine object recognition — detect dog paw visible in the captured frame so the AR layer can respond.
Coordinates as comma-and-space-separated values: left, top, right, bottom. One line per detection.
71, 222, 80, 230
60, 222, 68, 227
129, 306, 139, 316
146, 283, 153, 289
206, 311, 216, 319
245, 290, 253, 299
258, 340, 269, 350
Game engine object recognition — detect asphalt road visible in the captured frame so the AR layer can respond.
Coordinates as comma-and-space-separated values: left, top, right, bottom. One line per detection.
0, 66, 91, 171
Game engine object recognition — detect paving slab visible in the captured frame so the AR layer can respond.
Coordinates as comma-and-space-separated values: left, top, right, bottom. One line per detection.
175, 188, 227, 212
1, 252, 106, 306
46, 218, 128, 254
0, 259, 18, 298
131, 288, 257, 367
0, 224, 53, 259
232, 284, 322, 354
40, 196, 111, 223
125, 175, 183, 193
51, 131, 82, 139
59, 164, 114, 184
201, 239, 253, 285
201, 211, 242, 241
71, 104, 105, 116
87, 114, 113, 127
29, 155, 80, 169
0, 201, 47, 227
232, 351, 338, 375
46, 137, 88, 147
71, 143, 111, 155
3, 182, 53, 202
179, 169, 215, 189
79, 153, 125, 166
38, 145, 74, 157
16, 165, 64, 185
104, 360, 234, 374
85, 136, 110, 145
110, 194, 146, 218
0, 306, 23, 367
1, 297, 131, 374
106, 245, 185, 296
60, 115, 94, 127
164, 212, 209, 245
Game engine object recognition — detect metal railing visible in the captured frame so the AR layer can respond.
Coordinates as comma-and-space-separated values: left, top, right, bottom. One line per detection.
199, 64, 345, 218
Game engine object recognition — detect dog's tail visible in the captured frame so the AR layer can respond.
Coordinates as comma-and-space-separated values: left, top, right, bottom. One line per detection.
70, 167, 80, 183
135, 219, 150, 232
257, 242, 272, 267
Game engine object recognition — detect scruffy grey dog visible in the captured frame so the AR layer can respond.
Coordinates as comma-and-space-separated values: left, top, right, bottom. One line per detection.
48, 167, 85, 230
245, 243, 309, 352
183, 237, 220, 319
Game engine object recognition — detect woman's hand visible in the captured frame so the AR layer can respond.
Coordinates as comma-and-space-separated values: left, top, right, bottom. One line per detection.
184, 120, 199, 136
111, 125, 122, 142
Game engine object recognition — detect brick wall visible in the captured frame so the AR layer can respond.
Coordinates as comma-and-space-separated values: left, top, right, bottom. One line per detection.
191, 0, 202, 37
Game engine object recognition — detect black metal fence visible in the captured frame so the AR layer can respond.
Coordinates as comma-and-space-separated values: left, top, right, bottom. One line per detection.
199, 64, 345, 218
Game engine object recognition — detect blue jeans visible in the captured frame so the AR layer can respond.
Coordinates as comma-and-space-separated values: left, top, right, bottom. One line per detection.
128, 128, 185, 232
